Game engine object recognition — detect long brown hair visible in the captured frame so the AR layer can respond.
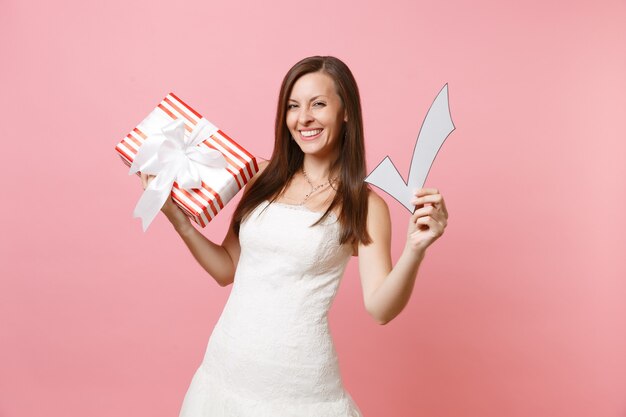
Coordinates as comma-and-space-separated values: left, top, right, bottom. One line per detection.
232, 56, 371, 246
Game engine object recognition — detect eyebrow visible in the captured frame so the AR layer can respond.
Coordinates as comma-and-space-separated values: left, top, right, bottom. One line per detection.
288, 95, 327, 102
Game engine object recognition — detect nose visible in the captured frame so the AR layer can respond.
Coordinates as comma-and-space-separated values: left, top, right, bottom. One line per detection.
298, 106, 314, 125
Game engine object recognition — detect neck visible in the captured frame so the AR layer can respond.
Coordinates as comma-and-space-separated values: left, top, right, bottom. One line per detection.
302, 154, 338, 182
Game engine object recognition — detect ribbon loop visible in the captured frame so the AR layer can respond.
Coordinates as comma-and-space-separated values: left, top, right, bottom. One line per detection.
129, 118, 227, 231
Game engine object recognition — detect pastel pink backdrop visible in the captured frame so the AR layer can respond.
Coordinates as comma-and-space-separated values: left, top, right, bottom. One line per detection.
1, 0, 624, 416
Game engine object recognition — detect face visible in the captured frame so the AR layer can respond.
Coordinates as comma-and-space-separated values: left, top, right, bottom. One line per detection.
286, 71, 348, 160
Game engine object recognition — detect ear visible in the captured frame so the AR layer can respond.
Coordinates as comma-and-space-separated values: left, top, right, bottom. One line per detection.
343, 110, 348, 123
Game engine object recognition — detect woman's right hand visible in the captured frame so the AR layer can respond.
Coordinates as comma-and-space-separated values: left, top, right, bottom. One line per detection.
140, 173, 191, 230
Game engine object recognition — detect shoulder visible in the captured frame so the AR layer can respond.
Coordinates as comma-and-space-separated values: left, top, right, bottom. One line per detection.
257, 158, 270, 171
365, 188, 390, 223
351, 188, 390, 256
256, 158, 270, 175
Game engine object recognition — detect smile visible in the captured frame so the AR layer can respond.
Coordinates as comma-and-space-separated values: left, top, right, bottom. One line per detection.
299, 129, 323, 140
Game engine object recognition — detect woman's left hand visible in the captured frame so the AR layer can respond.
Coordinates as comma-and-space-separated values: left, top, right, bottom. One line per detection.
406, 187, 449, 253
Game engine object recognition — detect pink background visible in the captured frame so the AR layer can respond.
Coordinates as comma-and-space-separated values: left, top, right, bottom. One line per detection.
1, 0, 624, 416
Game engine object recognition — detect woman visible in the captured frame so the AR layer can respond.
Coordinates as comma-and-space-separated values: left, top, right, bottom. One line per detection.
142, 56, 448, 416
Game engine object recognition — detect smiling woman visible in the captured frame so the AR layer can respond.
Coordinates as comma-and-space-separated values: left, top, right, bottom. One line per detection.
232, 56, 375, 239
286, 72, 348, 161
143, 55, 449, 416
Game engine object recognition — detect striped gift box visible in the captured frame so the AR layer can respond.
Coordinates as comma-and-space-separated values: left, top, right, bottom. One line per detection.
115, 92, 258, 227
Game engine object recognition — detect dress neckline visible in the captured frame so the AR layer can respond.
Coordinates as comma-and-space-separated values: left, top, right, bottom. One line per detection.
265, 200, 338, 221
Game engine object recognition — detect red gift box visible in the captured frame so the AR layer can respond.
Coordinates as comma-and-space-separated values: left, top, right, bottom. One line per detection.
115, 92, 258, 229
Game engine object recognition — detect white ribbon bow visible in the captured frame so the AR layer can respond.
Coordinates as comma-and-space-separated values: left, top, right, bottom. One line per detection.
129, 118, 227, 231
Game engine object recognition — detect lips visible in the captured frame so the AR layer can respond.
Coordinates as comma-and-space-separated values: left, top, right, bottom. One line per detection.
299, 128, 323, 141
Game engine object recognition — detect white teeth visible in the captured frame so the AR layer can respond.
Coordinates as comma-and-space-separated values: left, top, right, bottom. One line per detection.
301, 129, 322, 137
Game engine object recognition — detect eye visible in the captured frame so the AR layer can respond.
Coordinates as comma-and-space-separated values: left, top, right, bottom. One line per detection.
287, 103, 298, 110
313, 101, 326, 107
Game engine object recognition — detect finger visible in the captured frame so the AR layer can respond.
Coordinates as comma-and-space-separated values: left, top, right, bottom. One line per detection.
437, 195, 448, 217
428, 198, 448, 219
410, 199, 424, 215
416, 206, 448, 228
409, 206, 423, 225
429, 210, 447, 227
413, 187, 440, 197
412, 204, 436, 218
416, 215, 444, 233
413, 205, 447, 227
410, 193, 442, 208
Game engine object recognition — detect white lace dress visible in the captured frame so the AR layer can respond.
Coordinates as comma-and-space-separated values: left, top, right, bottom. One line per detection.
178, 200, 364, 417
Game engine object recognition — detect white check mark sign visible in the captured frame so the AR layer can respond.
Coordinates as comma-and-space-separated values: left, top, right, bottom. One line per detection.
365, 84, 455, 212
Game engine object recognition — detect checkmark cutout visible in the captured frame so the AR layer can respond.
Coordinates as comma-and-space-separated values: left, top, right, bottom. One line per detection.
365, 84, 455, 212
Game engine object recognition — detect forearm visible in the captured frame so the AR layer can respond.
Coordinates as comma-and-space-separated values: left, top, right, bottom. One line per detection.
173, 222, 236, 287
368, 248, 426, 325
